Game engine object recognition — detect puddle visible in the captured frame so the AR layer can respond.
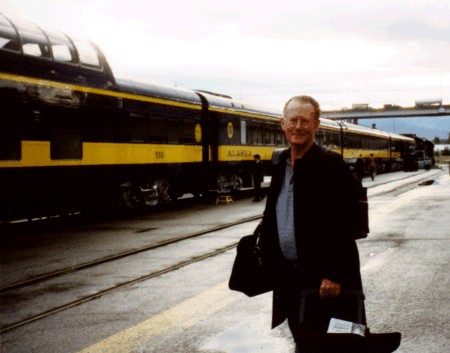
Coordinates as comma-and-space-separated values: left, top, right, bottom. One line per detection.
418, 180, 435, 186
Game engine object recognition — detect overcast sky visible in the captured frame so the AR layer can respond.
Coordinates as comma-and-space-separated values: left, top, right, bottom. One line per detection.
2, 0, 450, 110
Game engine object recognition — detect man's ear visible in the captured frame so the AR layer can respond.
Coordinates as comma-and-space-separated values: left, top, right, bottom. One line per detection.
314, 118, 321, 129
280, 118, 287, 131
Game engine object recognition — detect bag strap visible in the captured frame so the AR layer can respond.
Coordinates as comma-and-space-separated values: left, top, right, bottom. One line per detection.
271, 148, 287, 165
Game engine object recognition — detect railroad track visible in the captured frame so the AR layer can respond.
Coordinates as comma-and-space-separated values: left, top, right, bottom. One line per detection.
0, 215, 262, 333
0, 215, 261, 293
1, 169, 444, 334
368, 169, 445, 197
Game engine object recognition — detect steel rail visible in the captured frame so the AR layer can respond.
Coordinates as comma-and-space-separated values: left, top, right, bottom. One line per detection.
0, 215, 262, 293
0, 242, 240, 333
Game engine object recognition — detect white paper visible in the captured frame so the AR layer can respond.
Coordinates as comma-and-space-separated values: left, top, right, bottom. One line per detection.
327, 318, 366, 337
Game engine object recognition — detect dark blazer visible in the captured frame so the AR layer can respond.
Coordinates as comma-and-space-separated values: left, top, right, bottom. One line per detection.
260, 143, 364, 328
253, 159, 265, 184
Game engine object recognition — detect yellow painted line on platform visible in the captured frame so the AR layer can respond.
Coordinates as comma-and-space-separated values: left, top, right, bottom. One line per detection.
77, 282, 240, 353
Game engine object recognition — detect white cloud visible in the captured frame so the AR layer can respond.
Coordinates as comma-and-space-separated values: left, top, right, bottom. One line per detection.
2, 0, 449, 110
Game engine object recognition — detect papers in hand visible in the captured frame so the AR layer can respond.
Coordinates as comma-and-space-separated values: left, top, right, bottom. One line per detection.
327, 318, 366, 337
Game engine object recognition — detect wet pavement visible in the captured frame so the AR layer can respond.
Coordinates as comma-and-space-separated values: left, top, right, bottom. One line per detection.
1, 166, 449, 353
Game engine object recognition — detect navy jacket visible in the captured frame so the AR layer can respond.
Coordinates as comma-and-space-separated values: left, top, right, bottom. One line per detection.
260, 143, 364, 328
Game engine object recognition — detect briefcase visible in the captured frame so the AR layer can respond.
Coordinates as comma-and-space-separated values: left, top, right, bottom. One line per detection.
294, 289, 401, 353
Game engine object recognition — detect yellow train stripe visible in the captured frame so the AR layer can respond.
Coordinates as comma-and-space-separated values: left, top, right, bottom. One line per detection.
217, 145, 283, 162
0, 72, 202, 110
340, 148, 400, 159
1, 141, 402, 167
76, 282, 239, 353
1, 72, 283, 121
1, 141, 203, 167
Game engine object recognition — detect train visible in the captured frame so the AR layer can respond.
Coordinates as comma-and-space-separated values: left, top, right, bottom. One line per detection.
401, 134, 434, 170
0, 14, 418, 220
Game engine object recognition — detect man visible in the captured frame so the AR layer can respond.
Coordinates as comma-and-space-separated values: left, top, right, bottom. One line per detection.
368, 154, 377, 181
252, 154, 265, 201
355, 154, 365, 181
259, 96, 365, 350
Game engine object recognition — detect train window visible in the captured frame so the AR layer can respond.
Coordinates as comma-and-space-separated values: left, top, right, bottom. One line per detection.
0, 15, 20, 52
184, 120, 200, 144
362, 137, 369, 149
167, 120, 182, 144
264, 127, 273, 145
249, 125, 255, 144
322, 130, 340, 149
14, 19, 51, 58
316, 130, 325, 146
344, 135, 351, 148
73, 39, 101, 68
345, 135, 361, 149
147, 118, 166, 143
22, 43, 43, 56
241, 121, 247, 145
51, 130, 82, 160
234, 121, 240, 144
250, 123, 263, 145
166, 118, 200, 144
52, 44, 73, 62
47, 31, 77, 63
275, 130, 286, 145
391, 142, 397, 151
257, 129, 263, 144
247, 125, 253, 145
217, 117, 239, 145
129, 114, 146, 143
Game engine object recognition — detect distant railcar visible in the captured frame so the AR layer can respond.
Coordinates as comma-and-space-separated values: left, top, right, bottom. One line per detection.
0, 14, 415, 220
401, 134, 435, 170
316, 119, 415, 173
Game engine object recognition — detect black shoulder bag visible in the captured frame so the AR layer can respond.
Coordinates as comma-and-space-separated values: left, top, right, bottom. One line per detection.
228, 222, 272, 297
228, 149, 287, 297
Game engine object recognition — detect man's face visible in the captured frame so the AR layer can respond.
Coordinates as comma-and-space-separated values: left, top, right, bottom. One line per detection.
281, 101, 320, 148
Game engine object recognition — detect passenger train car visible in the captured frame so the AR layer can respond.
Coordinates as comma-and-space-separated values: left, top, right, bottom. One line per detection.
0, 14, 414, 220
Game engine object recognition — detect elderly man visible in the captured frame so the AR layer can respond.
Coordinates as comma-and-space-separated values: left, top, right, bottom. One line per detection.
260, 95, 365, 351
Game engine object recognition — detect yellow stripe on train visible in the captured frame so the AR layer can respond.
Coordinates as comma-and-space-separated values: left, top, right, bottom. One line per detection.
339, 148, 401, 159
217, 145, 283, 162
1, 141, 203, 167
0, 73, 281, 121
0, 72, 202, 111
216, 146, 400, 162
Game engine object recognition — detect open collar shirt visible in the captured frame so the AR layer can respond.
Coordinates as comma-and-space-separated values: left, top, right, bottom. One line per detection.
276, 158, 297, 262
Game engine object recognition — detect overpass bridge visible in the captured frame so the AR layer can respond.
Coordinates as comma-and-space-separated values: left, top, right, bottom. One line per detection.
322, 103, 450, 124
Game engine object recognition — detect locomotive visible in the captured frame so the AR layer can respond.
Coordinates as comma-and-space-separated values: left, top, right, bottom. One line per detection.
0, 14, 415, 220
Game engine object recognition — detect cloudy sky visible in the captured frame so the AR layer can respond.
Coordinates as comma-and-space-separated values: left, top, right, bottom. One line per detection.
2, 0, 450, 111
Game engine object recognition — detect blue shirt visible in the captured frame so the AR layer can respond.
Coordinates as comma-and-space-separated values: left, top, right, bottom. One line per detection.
276, 158, 297, 261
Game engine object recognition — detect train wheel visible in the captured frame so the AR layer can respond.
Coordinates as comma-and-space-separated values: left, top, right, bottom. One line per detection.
144, 179, 171, 206
217, 174, 242, 193
232, 177, 243, 192
118, 183, 140, 210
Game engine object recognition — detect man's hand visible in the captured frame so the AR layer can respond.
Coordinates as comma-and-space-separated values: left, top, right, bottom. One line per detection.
320, 278, 341, 298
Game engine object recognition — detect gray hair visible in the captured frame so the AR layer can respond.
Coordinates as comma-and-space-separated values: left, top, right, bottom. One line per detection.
283, 95, 321, 120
